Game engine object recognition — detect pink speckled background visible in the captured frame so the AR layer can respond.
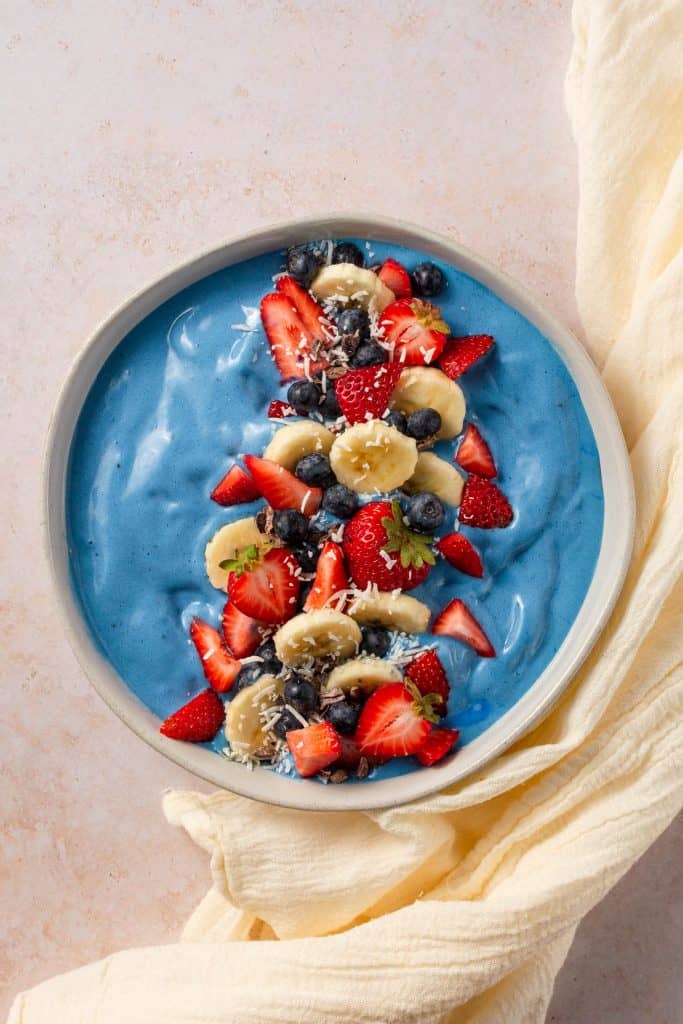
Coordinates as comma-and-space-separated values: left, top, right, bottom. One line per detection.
0, 2, 680, 1020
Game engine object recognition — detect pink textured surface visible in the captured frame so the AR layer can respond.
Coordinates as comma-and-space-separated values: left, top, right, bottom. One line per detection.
0, 2, 680, 1020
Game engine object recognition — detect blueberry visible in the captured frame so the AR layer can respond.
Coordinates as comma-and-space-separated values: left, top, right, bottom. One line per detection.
322, 484, 359, 519
293, 537, 322, 572
272, 509, 309, 544
332, 241, 365, 267
255, 508, 269, 533
273, 707, 305, 739
411, 261, 446, 297
286, 246, 322, 289
360, 626, 391, 658
298, 581, 313, 609
319, 385, 341, 420
295, 453, 336, 489
284, 677, 319, 715
405, 407, 442, 441
287, 378, 322, 414
405, 492, 445, 532
326, 700, 360, 735
350, 341, 388, 368
337, 307, 370, 342
385, 410, 408, 433
255, 639, 282, 675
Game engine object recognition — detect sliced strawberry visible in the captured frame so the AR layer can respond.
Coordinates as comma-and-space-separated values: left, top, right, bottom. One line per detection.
243, 454, 322, 516
210, 464, 260, 507
432, 599, 495, 657
439, 334, 494, 379
377, 258, 412, 301
276, 275, 329, 339
458, 475, 513, 529
304, 541, 348, 611
189, 618, 242, 693
436, 532, 484, 578
160, 688, 225, 742
268, 399, 298, 419
260, 293, 326, 380
354, 682, 436, 760
221, 600, 263, 658
334, 363, 404, 425
287, 721, 342, 778
405, 649, 450, 717
380, 299, 450, 365
415, 727, 460, 766
456, 424, 497, 478
226, 546, 301, 625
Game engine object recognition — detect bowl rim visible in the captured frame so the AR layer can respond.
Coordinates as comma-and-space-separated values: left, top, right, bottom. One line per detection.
43, 213, 635, 812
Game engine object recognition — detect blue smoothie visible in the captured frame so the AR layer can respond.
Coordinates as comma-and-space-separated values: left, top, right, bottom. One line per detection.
66, 239, 604, 782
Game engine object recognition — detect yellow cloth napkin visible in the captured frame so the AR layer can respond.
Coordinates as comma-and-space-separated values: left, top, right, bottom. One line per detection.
9, 1, 682, 1020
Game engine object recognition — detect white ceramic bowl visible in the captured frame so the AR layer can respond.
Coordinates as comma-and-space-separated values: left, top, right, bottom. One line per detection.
44, 215, 634, 811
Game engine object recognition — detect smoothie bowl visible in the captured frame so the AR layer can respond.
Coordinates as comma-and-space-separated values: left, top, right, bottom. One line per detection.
45, 216, 634, 811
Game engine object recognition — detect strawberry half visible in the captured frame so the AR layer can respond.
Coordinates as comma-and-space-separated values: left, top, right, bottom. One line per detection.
436, 532, 484, 578
243, 454, 322, 516
210, 464, 260, 506
160, 688, 225, 742
377, 258, 412, 301
222, 600, 264, 658
354, 682, 438, 760
380, 299, 450, 365
224, 545, 301, 625
343, 500, 435, 592
287, 721, 342, 778
432, 599, 495, 657
405, 649, 450, 717
276, 275, 329, 339
267, 399, 298, 419
304, 541, 348, 612
190, 618, 242, 693
415, 727, 460, 767
455, 424, 497, 478
335, 363, 404, 425
439, 334, 494, 379
458, 475, 513, 529
260, 293, 326, 380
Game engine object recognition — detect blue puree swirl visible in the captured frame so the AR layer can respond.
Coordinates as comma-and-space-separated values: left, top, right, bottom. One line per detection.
66, 240, 604, 782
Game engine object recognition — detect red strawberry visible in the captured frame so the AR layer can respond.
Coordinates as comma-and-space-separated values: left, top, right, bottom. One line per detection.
160, 688, 225, 742
189, 618, 242, 693
343, 500, 435, 592
222, 600, 263, 658
210, 464, 260, 507
432, 598, 495, 657
334, 734, 363, 771
405, 649, 450, 716
225, 546, 301, 624
260, 293, 326, 380
335, 363, 403, 425
415, 727, 460, 767
459, 474, 513, 529
377, 258, 412, 301
287, 721, 342, 778
243, 454, 322, 516
455, 424, 497, 478
304, 541, 348, 612
267, 399, 297, 419
275, 275, 329, 339
354, 682, 437, 760
380, 299, 450, 365
439, 334, 494, 379
436, 532, 484, 578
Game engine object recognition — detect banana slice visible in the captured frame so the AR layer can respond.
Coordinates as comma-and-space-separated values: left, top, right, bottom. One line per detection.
390, 366, 465, 439
225, 674, 283, 756
205, 516, 267, 590
310, 263, 395, 313
403, 452, 465, 507
274, 609, 361, 667
347, 590, 431, 634
329, 419, 418, 493
324, 656, 403, 693
263, 421, 335, 472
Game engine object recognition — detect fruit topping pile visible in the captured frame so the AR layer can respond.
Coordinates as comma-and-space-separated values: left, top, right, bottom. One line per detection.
159, 241, 513, 783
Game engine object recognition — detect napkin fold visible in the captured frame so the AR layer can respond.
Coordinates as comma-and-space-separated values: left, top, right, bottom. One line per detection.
9, 1, 682, 1020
